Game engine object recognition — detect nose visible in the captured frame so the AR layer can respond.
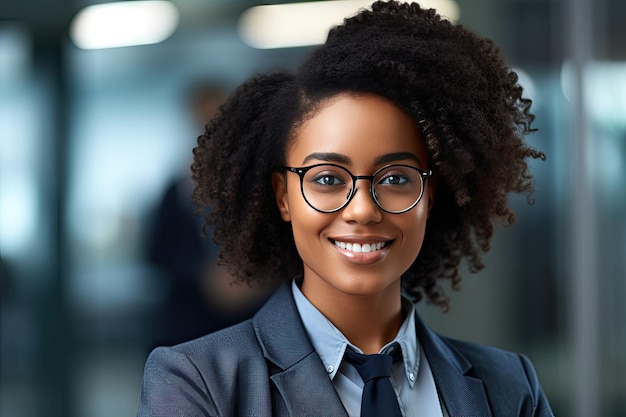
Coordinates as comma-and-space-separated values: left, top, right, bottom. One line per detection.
340, 182, 382, 224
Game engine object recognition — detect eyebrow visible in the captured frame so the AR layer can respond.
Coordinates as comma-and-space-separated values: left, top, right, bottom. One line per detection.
374, 152, 422, 166
302, 152, 351, 165
302, 151, 422, 166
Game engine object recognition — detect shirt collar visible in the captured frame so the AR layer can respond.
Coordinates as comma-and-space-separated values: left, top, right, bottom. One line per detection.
291, 279, 420, 387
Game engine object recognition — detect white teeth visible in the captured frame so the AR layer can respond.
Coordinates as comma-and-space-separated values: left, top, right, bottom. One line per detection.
334, 240, 387, 253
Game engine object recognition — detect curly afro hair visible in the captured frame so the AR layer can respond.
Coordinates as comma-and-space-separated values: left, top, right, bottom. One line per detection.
191, 1, 544, 310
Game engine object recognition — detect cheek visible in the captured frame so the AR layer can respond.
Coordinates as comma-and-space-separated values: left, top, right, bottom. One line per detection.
286, 187, 330, 237
400, 206, 429, 251
289, 209, 333, 269
290, 208, 329, 238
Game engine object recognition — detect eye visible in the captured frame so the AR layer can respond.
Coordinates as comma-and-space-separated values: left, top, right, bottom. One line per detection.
313, 174, 345, 186
378, 174, 409, 185
375, 165, 419, 187
304, 165, 351, 188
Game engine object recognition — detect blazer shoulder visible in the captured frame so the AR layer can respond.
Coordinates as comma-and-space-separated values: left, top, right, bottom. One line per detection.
175, 318, 261, 359
441, 335, 523, 369
138, 319, 272, 417
173, 319, 270, 391
438, 336, 554, 416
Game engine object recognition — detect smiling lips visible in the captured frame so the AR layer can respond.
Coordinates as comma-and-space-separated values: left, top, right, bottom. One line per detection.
331, 239, 390, 254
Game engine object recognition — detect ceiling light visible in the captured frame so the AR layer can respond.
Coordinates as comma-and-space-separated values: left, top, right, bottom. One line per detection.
70, 1, 179, 50
238, 0, 460, 49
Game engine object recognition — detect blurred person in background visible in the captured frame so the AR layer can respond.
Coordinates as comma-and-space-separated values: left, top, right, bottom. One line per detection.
144, 81, 270, 348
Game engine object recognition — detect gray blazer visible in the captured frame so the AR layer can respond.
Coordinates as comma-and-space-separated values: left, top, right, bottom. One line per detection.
138, 283, 554, 416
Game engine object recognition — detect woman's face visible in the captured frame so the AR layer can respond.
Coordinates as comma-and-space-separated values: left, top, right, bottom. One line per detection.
272, 93, 434, 302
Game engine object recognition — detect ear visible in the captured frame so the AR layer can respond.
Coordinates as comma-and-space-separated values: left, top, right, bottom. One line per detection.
271, 172, 291, 222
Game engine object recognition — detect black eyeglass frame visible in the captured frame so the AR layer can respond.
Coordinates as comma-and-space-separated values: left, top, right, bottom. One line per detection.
282, 163, 433, 214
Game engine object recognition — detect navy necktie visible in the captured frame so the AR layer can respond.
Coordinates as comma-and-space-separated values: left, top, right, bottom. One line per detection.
344, 348, 403, 417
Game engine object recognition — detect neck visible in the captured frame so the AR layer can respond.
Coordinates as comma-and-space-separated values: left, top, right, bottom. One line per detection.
301, 277, 404, 354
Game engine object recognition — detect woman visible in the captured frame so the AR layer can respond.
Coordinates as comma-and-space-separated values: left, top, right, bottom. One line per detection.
138, 2, 553, 416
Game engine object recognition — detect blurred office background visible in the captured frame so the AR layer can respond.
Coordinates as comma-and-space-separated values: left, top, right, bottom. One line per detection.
1, 0, 624, 416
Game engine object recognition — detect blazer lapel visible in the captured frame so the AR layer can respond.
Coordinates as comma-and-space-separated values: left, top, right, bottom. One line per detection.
416, 313, 493, 417
270, 352, 347, 416
253, 283, 348, 417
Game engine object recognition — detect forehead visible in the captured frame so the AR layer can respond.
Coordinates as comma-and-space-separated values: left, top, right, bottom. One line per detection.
287, 93, 428, 168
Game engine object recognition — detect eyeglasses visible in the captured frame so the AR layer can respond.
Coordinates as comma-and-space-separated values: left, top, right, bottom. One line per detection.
282, 163, 432, 214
